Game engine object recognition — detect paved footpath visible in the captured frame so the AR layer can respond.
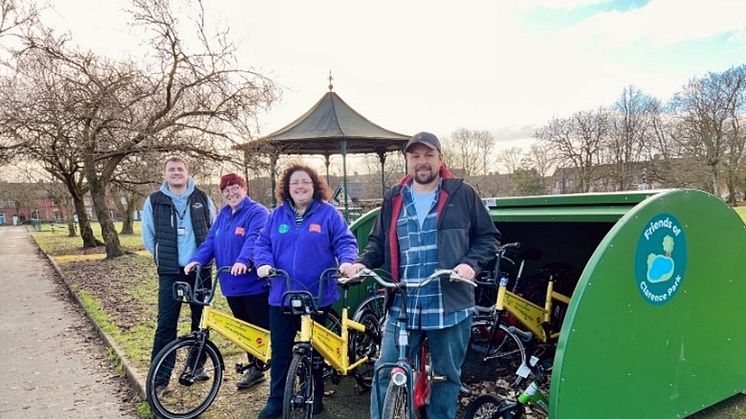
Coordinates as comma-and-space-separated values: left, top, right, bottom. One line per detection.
0, 226, 138, 418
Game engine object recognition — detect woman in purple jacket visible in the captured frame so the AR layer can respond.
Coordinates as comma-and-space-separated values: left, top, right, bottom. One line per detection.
184, 173, 270, 390
254, 163, 358, 419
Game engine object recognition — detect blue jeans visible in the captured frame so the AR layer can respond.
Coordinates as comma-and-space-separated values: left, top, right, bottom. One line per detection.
370, 315, 473, 419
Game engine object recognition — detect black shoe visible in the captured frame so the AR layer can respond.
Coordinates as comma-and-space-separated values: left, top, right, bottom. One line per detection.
312, 397, 324, 415
237, 367, 265, 389
179, 367, 209, 383
258, 402, 282, 419
193, 367, 210, 382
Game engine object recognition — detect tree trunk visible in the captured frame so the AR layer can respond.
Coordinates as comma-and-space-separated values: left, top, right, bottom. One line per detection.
67, 218, 76, 237
69, 187, 101, 247
86, 175, 126, 259
120, 196, 134, 235
61, 205, 76, 237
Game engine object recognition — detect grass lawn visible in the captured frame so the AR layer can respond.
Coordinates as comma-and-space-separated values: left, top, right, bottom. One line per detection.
32, 221, 145, 256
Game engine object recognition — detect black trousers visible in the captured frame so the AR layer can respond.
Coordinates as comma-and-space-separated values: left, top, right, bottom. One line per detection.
150, 268, 209, 385
266, 306, 329, 406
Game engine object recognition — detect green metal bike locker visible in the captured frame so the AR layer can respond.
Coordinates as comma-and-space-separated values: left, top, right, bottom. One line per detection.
348, 189, 746, 418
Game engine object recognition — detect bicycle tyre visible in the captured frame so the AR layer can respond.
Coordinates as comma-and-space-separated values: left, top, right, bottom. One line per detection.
283, 353, 314, 419
463, 322, 527, 383
464, 394, 519, 419
381, 380, 411, 419
353, 293, 385, 326
350, 309, 381, 391
146, 336, 223, 419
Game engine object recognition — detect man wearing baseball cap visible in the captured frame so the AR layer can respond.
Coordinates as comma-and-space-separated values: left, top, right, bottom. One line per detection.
342, 132, 500, 419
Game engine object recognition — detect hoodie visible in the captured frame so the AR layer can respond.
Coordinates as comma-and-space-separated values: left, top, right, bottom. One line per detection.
141, 178, 216, 267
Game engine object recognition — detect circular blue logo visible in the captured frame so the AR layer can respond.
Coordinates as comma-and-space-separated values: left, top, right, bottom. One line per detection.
634, 213, 687, 305
278, 223, 290, 234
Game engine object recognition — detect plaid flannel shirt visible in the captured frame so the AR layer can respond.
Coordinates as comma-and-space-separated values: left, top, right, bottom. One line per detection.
387, 181, 473, 330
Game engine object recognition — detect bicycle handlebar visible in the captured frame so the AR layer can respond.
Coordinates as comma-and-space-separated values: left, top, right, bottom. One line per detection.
348, 268, 477, 289
497, 242, 521, 252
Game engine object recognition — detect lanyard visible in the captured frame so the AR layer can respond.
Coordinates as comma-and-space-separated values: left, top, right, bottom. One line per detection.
174, 205, 188, 226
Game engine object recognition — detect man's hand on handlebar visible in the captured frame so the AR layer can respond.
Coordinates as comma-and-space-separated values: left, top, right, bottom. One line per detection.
452, 263, 476, 281
257, 265, 273, 278
184, 261, 199, 274
231, 262, 250, 276
340, 262, 366, 278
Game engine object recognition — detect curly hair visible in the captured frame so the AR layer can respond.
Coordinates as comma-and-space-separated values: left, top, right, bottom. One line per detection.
276, 163, 331, 204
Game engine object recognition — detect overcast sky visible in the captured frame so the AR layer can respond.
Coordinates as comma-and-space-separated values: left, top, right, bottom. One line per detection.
43, 0, 746, 151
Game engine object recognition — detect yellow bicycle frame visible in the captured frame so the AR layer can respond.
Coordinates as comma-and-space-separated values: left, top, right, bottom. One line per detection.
200, 306, 272, 364
298, 306, 368, 375
496, 281, 571, 343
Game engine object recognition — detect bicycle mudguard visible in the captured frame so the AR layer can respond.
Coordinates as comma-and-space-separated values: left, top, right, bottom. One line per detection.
413, 345, 431, 409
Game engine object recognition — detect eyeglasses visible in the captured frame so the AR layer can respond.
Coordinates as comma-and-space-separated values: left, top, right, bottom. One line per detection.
289, 180, 313, 186
222, 185, 242, 195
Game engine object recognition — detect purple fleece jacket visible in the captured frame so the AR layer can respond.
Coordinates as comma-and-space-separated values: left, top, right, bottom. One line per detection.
253, 200, 358, 307
189, 196, 269, 297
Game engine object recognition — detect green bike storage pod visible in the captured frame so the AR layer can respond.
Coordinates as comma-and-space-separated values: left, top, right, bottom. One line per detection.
547, 189, 746, 418
348, 189, 746, 418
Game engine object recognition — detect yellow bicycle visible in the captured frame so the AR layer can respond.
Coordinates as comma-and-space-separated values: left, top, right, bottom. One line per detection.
473, 242, 573, 386
145, 266, 339, 419
281, 267, 381, 419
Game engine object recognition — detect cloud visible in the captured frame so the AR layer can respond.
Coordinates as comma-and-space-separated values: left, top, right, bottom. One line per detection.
565, 0, 746, 48
515, 0, 609, 12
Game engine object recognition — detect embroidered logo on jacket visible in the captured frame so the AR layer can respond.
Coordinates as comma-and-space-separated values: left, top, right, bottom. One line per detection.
309, 223, 322, 233
278, 223, 290, 234
234, 226, 245, 236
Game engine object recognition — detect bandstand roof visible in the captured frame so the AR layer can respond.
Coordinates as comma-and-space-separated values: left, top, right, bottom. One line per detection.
243, 88, 409, 155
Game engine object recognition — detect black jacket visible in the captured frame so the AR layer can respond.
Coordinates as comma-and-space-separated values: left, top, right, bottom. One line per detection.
357, 166, 500, 314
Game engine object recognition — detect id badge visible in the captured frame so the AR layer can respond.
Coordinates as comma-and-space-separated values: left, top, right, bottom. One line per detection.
177, 226, 187, 236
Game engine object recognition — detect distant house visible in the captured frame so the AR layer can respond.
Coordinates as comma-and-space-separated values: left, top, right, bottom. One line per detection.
0, 182, 123, 225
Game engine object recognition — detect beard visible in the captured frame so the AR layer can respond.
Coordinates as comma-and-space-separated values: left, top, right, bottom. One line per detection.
413, 165, 437, 185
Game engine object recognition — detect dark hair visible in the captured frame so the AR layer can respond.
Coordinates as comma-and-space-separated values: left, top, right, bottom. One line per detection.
219, 172, 247, 191
276, 163, 331, 203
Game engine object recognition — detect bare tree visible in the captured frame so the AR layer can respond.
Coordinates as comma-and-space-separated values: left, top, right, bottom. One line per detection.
9, 0, 278, 259
473, 130, 495, 175
536, 109, 608, 193
0, 0, 38, 39
606, 85, 657, 191
497, 146, 523, 175
0, 49, 103, 247
442, 128, 485, 176
520, 142, 556, 191
672, 66, 746, 199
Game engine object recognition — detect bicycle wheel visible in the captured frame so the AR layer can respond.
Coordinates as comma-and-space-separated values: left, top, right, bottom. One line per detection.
146, 336, 223, 419
464, 394, 520, 419
381, 381, 410, 419
283, 353, 314, 419
354, 293, 385, 327
463, 322, 527, 383
350, 309, 381, 391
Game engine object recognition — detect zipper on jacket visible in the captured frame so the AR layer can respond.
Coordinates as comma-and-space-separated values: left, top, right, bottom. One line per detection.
155, 242, 159, 268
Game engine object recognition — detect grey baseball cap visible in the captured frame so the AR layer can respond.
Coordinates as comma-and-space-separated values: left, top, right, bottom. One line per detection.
405, 131, 441, 152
